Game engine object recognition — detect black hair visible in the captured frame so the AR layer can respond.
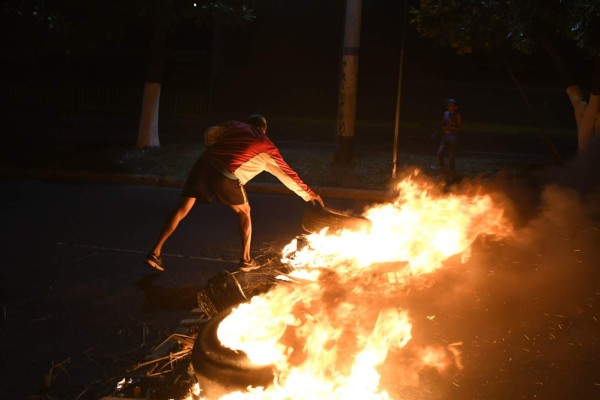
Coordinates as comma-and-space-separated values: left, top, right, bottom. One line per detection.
247, 114, 267, 128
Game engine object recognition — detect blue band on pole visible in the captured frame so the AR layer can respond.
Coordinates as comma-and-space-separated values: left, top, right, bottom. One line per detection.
342, 47, 360, 56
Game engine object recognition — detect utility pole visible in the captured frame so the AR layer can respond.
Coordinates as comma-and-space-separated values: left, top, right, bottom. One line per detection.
334, 0, 362, 165
392, 0, 408, 178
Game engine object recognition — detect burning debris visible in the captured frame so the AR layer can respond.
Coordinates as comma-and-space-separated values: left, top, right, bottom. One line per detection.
195, 255, 294, 320
191, 170, 515, 399
100, 254, 295, 400
105, 168, 600, 400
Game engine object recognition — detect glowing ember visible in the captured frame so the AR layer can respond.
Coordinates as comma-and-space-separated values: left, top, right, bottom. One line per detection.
212, 171, 512, 399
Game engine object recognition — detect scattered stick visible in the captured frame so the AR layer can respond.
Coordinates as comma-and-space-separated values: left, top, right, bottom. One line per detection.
43, 357, 71, 389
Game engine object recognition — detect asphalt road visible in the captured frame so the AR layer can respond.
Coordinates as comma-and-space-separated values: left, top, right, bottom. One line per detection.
0, 179, 362, 399
2, 177, 599, 400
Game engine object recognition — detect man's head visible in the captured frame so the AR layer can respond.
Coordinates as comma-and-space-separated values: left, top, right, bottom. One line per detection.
247, 114, 267, 134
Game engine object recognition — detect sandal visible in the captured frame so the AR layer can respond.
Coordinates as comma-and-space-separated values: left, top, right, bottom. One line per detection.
145, 252, 165, 272
239, 258, 261, 272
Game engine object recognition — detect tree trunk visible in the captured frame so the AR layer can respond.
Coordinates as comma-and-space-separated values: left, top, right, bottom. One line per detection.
565, 56, 600, 155
136, 0, 166, 149
137, 82, 161, 147
540, 40, 600, 155
566, 86, 599, 155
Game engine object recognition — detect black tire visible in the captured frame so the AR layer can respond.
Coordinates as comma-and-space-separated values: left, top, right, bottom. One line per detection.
302, 206, 372, 234
192, 306, 274, 398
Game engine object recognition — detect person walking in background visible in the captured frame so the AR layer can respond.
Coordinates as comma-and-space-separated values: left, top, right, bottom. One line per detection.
437, 98, 462, 179
145, 114, 324, 273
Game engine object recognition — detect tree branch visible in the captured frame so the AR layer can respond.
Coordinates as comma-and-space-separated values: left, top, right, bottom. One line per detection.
538, 36, 575, 87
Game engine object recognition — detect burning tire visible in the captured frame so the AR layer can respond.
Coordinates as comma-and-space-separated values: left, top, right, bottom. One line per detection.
192, 306, 274, 398
302, 206, 372, 234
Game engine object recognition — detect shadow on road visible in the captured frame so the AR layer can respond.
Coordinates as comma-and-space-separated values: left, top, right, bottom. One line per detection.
135, 274, 202, 312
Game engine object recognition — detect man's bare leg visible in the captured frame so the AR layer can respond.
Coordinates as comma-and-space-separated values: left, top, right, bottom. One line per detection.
230, 202, 252, 262
151, 197, 196, 257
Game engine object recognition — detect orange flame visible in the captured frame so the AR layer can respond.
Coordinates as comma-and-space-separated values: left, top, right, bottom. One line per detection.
213, 171, 512, 399
283, 172, 510, 277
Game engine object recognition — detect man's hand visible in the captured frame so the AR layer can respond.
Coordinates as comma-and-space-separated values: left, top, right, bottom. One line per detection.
309, 194, 324, 208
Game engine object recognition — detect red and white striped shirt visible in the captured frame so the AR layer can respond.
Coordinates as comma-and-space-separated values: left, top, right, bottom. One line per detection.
204, 121, 316, 201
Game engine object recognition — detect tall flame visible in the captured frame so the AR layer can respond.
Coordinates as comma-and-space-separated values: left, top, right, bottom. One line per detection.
213, 171, 512, 399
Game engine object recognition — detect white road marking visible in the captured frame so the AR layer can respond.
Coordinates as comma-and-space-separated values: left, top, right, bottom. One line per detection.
56, 242, 236, 263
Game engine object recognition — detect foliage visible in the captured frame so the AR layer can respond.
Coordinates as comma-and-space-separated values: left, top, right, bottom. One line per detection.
0, 0, 257, 58
187, 0, 257, 26
1, 0, 67, 55
136, 0, 257, 28
568, 0, 600, 56
411, 0, 600, 57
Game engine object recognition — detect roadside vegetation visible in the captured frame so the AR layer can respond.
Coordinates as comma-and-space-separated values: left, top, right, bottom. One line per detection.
1, 122, 554, 191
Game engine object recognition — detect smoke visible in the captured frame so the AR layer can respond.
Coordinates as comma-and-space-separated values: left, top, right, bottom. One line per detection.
394, 146, 600, 398
485, 138, 600, 310
225, 154, 600, 398
367, 157, 599, 396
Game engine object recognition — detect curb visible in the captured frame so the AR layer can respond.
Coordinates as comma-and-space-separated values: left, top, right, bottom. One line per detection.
0, 166, 396, 203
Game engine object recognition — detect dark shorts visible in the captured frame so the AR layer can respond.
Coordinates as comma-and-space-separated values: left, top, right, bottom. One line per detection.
182, 157, 247, 205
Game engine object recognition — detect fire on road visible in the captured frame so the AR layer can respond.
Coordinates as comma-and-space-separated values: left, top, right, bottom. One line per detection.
196, 170, 520, 399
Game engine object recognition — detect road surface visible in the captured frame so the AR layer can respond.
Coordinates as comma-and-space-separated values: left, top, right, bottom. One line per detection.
2, 178, 599, 400
0, 179, 361, 399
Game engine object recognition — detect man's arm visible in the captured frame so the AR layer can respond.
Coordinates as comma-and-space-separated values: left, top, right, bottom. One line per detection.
261, 149, 324, 206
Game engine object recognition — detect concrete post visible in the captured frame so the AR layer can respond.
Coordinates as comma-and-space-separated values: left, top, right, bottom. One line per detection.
334, 0, 362, 165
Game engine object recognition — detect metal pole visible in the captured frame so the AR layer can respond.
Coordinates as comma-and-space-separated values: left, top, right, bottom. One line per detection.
392, 1, 408, 178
